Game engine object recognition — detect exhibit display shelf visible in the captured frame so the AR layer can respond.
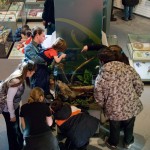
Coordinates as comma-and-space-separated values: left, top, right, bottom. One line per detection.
128, 34, 150, 82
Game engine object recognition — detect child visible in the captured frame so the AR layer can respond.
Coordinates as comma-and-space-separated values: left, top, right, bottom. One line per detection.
20, 87, 60, 150
50, 100, 100, 150
16, 28, 32, 53
40, 37, 67, 65
13, 24, 30, 42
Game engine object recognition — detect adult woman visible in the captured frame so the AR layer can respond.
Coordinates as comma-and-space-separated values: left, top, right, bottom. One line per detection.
2, 60, 36, 150
94, 48, 144, 149
20, 87, 59, 150
24, 26, 50, 95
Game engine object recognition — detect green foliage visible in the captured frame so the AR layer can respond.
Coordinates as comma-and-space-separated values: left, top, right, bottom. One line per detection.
71, 99, 89, 106
76, 69, 92, 85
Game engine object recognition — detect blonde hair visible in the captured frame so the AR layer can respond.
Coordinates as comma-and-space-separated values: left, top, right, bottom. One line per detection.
28, 87, 45, 103
52, 37, 67, 52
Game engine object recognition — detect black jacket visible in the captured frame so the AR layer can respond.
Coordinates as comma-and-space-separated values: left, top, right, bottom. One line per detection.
54, 104, 100, 148
122, 0, 139, 7
42, 0, 55, 27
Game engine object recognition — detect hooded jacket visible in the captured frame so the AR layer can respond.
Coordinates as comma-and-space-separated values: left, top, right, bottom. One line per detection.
54, 104, 99, 148
94, 61, 144, 121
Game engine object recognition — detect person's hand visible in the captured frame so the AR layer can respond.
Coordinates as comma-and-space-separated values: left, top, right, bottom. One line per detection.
16, 43, 24, 50
81, 45, 88, 52
43, 20, 46, 26
10, 117, 16, 122
61, 54, 66, 59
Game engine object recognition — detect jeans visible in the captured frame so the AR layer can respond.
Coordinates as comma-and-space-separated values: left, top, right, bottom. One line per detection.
108, 117, 135, 146
2, 107, 23, 150
124, 6, 133, 19
31, 64, 50, 95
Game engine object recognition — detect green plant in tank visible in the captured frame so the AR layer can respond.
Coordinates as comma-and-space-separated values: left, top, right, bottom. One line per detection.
76, 69, 92, 85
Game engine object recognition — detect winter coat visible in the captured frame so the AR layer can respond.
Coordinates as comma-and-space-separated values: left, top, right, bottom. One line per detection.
122, 0, 139, 7
94, 61, 144, 121
42, 0, 55, 27
54, 104, 99, 148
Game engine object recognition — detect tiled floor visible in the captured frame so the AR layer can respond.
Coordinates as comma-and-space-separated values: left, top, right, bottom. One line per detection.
0, 9, 150, 150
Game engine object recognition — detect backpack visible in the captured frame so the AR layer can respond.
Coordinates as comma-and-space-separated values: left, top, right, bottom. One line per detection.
0, 81, 8, 114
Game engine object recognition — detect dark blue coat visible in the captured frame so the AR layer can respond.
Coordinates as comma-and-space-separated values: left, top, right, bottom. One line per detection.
122, 0, 139, 6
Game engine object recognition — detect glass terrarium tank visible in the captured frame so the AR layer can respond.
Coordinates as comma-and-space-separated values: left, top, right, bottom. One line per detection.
53, 0, 103, 109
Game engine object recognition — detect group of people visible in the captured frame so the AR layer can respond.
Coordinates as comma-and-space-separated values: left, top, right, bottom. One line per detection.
1, 25, 102, 150
1, 28, 144, 150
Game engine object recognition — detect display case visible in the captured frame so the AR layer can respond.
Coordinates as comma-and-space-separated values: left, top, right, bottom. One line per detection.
128, 34, 150, 82
8, 42, 25, 59
0, 25, 13, 58
0, 0, 26, 34
25, 0, 44, 20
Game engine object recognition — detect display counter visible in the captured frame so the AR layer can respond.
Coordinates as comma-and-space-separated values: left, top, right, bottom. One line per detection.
128, 34, 150, 82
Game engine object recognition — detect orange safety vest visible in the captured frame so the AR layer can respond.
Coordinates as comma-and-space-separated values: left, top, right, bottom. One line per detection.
55, 110, 81, 126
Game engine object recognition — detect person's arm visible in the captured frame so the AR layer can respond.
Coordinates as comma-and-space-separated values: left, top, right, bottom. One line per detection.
25, 44, 45, 64
20, 117, 26, 131
53, 53, 66, 63
7, 86, 19, 122
46, 116, 53, 126
81, 44, 106, 52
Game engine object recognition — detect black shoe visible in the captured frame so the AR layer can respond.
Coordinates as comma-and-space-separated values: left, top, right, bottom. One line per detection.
121, 17, 128, 21
111, 17, 117, 21
128, 17, 132, 20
